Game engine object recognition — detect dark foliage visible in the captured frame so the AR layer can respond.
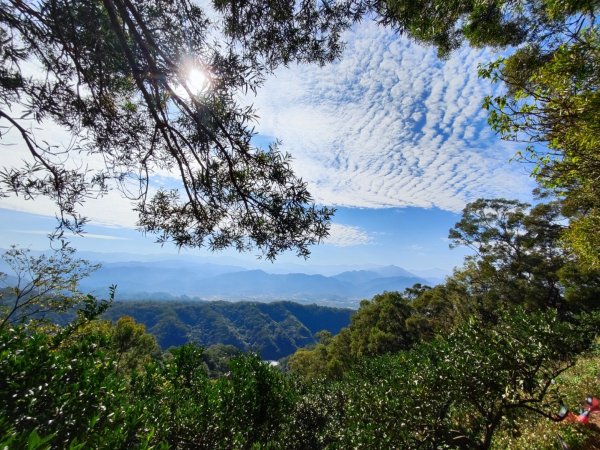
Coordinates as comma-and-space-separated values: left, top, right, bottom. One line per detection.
102, 300, 353, 360
0, 0, 336, 259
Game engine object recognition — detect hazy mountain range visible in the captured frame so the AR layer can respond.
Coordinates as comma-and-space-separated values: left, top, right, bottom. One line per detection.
78, 260, 438, 307
0, 249, 446, 308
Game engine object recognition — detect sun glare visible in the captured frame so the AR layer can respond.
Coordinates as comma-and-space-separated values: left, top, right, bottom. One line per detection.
173, 66, 211, 98
186, 68, 209, 94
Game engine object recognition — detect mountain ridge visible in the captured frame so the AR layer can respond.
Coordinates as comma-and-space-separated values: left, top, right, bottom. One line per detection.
79, 261, 433, 307
0, 249, 442, 307
102, 300, 354, 360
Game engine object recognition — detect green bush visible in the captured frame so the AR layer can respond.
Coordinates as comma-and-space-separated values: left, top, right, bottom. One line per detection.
0, 323, 137, 448
298, 308, 598, 449
131, 347, 298, 449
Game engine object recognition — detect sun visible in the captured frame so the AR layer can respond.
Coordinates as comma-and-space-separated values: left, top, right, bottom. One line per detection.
173, 66, 211, 98
186, 68, 210, 95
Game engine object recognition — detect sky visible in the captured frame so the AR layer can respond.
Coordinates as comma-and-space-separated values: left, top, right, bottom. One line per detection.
0, 19, 537, 276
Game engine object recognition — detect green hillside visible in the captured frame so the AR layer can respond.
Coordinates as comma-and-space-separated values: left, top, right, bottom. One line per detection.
102, 301, 354, 359
2, 0, 600, 446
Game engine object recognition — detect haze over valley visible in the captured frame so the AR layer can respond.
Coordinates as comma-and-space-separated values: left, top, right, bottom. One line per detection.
74, 255, 441, 307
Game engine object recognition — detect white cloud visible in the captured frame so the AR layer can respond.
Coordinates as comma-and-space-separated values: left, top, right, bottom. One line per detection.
324, 223, 371, 247
69, 232, 129, 240
0, 110, 167, 229
0, 188, 140, 228
9, 230, 129, 240
1, 19, 536, 231
252, 21, 535, 212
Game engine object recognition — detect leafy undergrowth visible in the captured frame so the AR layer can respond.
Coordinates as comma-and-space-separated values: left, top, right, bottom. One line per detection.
492, 339, 600, 449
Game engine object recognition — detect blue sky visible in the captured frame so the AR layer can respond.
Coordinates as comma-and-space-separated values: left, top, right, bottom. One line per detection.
0, 20, 536, 276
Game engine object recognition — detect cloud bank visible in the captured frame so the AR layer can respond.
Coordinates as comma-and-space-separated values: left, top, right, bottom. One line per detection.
10, 229, 129, 240
252, 21, 534, 212
1, 20, 535, 231
324, 223, 372, 247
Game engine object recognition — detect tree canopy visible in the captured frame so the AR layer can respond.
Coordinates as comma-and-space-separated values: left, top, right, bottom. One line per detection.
441, 198, 600, 316
0, 0, 349, 259
0, 245, 99, 328
448, 198, 566, 310
2, 0, 598, 264
288, 197, 600, 380
380, 0, 597, 55
480, 28, 600, 269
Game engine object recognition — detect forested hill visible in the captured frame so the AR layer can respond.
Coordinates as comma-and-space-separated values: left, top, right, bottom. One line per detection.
102, 301, 354, 360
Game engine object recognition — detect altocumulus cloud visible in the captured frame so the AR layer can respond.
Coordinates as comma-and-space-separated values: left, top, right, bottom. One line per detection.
0, 19, 535, 229
325, 223, 372, 247
253, 21, 535, 212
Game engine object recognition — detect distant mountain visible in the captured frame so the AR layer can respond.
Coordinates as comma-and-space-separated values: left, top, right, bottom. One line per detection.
198, 270, 350, 300
79, 260, 245, 296
0, 249, 437, 307
410, 267, 449, 286
358, 276, 430, 297
372, 265, 417, 278
332, 265, 420, 283
78, 262, 432, 307
332, 270, 383, 285
103, 300, 354, 360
